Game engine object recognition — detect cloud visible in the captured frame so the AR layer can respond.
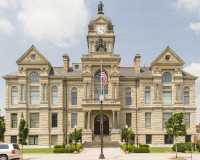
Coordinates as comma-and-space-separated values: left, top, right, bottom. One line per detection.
17, 0, 89, 46
190, 23, 200, 35
0, 18, 14, 34
184, 63, 200, 81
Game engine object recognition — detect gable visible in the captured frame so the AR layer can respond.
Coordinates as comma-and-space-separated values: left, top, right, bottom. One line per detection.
94, 17, 108, 24
16, 45, 52, 67
150, 46, 185, 69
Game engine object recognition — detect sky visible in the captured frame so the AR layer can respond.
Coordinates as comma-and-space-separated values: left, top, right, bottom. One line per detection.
0, 0, 200, 124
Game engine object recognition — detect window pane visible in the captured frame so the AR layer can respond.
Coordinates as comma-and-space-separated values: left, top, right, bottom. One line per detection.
52, 135, 58, 145
126, 113, 131, 127
30, 72, 39, 82
104, 85, 108, 99
29, 136, 34, 145
12, 91, 18, 105
146, 135, 152, 144
165, 135, 173, 144
184, 91, 189, 104
30, 86, 39, 89
163, 91, 172, 104
95, 88, 99, 99
131, 136, 135, 145
30, 113, 39, 128
52, 113, 57, 128
30, 91, 39, 105
72, 113, 77, 128
185, 135, 191, 142
184, 113, 190, 128
52, 91, 58, 105
145, 91, 150, 104
35, 136, 38, 145
72, 92, 77, 105
145, 86, 150, 89
12, 114, 17, 128
163, 113, 172, 128
145, 113, 151, 127
162, 72, 171, 82
11, 136, 17, 143
126, 92, 131, 105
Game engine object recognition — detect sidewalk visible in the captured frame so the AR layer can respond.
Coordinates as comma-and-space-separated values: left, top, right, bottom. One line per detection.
23, 148, 200, 160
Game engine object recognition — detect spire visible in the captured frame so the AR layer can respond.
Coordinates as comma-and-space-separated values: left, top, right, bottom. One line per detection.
98, 1, 104, 14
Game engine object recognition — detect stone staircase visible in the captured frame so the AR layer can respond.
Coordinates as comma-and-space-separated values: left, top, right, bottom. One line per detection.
83, 141, 120, 148
93, 135, 111, 142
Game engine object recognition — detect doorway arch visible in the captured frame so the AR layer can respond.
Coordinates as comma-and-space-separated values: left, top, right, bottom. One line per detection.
94, 115, 109, 135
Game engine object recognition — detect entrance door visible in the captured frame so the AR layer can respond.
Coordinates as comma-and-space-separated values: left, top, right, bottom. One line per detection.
103, 116, 109, 135
94, 116, 100, 135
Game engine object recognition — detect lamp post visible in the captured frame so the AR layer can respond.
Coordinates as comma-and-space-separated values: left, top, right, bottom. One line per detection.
125, 124, 129, 154
99, 94, 105, 159
74, 125, 77, 154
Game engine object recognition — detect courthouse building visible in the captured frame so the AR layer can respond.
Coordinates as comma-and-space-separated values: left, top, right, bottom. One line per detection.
2, 3, 198, 147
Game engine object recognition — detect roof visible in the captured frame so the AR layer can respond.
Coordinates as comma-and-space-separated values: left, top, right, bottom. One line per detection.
119, 67, 152, 78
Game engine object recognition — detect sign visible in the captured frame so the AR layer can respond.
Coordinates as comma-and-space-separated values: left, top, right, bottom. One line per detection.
74, 151, 78, 154
194, 135, 198, 144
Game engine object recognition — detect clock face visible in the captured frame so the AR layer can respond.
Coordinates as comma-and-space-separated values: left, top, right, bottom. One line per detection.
96, 25, 105, 34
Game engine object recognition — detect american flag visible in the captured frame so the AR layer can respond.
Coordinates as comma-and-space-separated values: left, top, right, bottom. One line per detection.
101, 67, 107, 86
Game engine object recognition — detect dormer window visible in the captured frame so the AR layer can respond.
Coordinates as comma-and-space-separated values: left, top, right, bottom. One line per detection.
30, 72, 39, 82
162, 72, 171, 82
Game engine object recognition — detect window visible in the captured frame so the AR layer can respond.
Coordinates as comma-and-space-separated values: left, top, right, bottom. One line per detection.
162, 72, 171, 82
72, 88, 77, 105
52, 113, 57, 128
165, 135, 173, 144
185, 135, 191, 142
72, 113, 77, 128
184, 113, 190, 128
184, 87, 189, 105
51, 135, 58, 145
131, 136, 135, 146
52, 87, 58, 105
30, 113, 39, 128
125, 88, 131, 105
30, 86, 40, 105
163, 91, 172, 104
75, 65, 79, 69
146, 135, 152, 144
12, 87, 18, 105
145, 86, 151, 104
126, 113, 131, 127
29, 136, 38, 145
12, 114, 17, 128
145, 113, 151, 128
11, 136, 17, 143
30, 72, 39, 82
163, 113, 172, 128
0, 144, 9, 149
94, 72, 108, 99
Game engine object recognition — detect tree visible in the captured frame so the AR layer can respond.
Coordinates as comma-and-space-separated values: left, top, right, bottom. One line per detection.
68, 129, 83, 142
165, 112, 187, 158
121, 128, 135, 142
18, 113, 29, 160
0, 116, 5, 142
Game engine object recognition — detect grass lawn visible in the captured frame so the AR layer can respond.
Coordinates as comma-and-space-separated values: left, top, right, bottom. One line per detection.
149, 147, 176, 153
21, 148, 54, 154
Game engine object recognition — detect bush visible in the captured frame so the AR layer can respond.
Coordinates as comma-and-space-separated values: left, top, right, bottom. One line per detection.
121, 128, 134, 142
54, 145, 62, 148
185, 142, 195, 151
138, 147, 150, 153
139, 144, 149, 148
62, 142, 66, 148
172, 143, 187, 152
68, 129, 83, 142
53, 144, 83, 153
121, 144, 149, 153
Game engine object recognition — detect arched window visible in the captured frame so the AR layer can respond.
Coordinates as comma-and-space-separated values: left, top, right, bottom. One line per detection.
12, 86, 18, 105
52, 86, 58, 105
162, 72, 171, 82
94, 71, 108, 99
72, 88, 77, 105
125, 88, 131, 105
30, 72, 39, 82
145, 86, 151, 104
184, 87, 189, 105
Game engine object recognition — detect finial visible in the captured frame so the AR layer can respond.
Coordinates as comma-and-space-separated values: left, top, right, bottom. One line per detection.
98, 1, 104, 14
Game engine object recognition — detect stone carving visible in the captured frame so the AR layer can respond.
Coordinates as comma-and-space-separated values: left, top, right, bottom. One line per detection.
157, 52, 180, 64
98, 1, 104, 14
95, 36, 107, 52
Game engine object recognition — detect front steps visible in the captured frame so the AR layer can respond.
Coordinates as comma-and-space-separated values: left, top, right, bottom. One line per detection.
93, 135, 111, 142
83, 141, 120, 148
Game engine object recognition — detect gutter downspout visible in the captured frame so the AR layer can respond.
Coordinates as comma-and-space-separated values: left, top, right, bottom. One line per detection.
136, 80, 138, 147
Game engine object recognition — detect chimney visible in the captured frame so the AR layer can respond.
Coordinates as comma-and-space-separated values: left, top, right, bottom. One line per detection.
134, 54, 141, 73
63, 54, 70, 72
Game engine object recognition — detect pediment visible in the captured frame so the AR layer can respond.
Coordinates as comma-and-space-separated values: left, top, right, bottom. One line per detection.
150, 46, 185, 69
94, 17, 108, 24
16, 45, 52, 67
82, 72, 93, 77
109, 72, 120, 77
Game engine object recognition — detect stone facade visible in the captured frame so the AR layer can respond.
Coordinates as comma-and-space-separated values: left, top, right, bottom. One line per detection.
2, 8, 198, 147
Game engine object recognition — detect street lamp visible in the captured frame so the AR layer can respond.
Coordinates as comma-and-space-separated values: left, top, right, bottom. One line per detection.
99, 94, 105, 159
125, 124, 129, 154
74, 125, 77, 154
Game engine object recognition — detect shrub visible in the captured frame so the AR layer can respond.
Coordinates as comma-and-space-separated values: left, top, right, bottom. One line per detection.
68, 129, 83, 142
172, 143, 187, 152
62, 142, 66, 148
137, 147, 150, 153
121, 144, 149, 153
53, 144, 83, 153
121, 128, 135, 142
139, 144, 149, 148
197, 143, 200, 149
54, 145, 62, 148
185, 142, 195, 151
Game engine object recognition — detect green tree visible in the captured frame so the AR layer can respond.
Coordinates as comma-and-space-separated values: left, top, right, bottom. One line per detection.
18, 113, 29, 160
165, 112, 187, 158
0, 116, 5, 142
68, 129, 83, 142
121, 128, 135, 142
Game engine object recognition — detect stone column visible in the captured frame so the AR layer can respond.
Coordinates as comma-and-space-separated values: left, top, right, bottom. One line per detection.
110, 43, 113, 53
158, 84, 161, 101
23, 84, 26, 102
116, 84, 119, 99
84, 84, 87, 99
176, 84, 179, 101
46, 84, 48, 102
117, 111, 120, 129
112, 84, 115, 99
89, 83, 91, 99
154, 84, 157, 101
41, 84, 44, 102
88, 111, 91, 129
89, 42, 92, 53
83, 112, 86, 129
19, 84, 22, 102
180, 84, 183, 101
112, 111, 115, 129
